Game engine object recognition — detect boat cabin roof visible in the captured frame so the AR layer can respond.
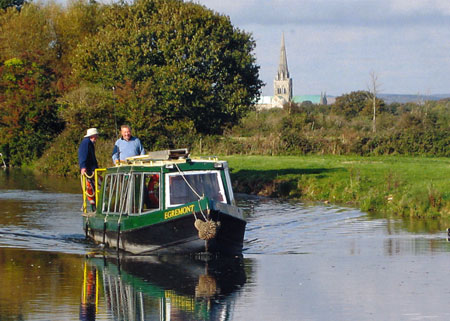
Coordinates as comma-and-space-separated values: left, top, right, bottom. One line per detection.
109, 149, 226, 171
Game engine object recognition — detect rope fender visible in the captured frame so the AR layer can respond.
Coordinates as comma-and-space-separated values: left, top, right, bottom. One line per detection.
194, 219, 221, 240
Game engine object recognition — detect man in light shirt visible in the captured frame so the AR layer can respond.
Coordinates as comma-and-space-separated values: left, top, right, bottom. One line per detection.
112, 125, 145, 164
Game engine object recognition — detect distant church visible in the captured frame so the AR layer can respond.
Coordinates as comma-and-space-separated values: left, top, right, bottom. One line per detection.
273, 33, 292, 106
257, 33, 331, 109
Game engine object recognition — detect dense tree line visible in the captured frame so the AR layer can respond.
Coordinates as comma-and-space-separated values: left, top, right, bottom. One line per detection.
0, 1, 448, 176
0, 0, 262, 173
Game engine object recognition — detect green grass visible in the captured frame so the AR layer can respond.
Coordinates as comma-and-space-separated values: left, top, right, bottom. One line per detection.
220, 155, 450, 219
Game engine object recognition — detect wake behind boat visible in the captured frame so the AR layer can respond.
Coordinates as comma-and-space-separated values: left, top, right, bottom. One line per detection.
81, 149, 246, 255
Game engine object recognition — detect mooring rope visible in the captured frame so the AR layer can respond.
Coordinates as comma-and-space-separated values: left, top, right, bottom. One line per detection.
174, 163, 203, 199
80, 173, 95, 198
174, 163, 220, 240
174, 163, 207, 220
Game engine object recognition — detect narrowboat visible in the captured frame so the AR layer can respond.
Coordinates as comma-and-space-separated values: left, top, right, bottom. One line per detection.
81, 149, 246, 255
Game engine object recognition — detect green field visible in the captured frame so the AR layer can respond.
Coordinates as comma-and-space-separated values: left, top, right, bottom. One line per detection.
221, 155, 450, 219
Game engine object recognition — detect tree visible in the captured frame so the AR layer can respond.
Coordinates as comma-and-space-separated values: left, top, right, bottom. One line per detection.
333, 89, 385, 121
368, 71, 381, 133
71, 0, 263, 135
46, 0, 103, 85
332, 91, 370, 118
0, 0, 24, 10
0, 3, 57, 66
0, 1, 103, 89
0, 57, 62, 165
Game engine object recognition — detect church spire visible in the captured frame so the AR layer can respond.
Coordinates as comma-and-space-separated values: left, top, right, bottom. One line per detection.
273, 32, 293, 104
277, 32, 289, 80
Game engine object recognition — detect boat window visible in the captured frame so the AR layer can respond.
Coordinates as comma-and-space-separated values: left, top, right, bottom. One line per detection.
130, 173, 143, 215
102, 175, 111, 213
109, 174, 120, 213
104, 174, 118, 213
102, 172, 160, 215
102, 173, 131, 215
166, 171, 225, 207
142, 173, 160, 213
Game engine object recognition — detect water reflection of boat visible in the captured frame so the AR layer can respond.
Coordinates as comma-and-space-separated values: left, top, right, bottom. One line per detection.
82, 149, 246, 255
81, 254, 246, 321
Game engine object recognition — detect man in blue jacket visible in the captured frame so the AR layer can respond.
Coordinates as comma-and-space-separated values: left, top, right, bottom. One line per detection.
78, 128, 99, 211
78, 128, 99, 175
112, 125, 145, 164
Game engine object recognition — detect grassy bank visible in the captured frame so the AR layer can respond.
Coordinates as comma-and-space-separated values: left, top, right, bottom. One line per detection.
221, 155, 450, 219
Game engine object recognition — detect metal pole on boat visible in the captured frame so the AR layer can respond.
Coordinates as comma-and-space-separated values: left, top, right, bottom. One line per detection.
102, 221, 107, 245
116, 224, 121, 252
0, 153, 6, 168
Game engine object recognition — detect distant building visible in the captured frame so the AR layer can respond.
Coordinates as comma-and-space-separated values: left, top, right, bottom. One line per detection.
273, 32, 292, 107
256, 33, 329, 109
320, 91, 327, 105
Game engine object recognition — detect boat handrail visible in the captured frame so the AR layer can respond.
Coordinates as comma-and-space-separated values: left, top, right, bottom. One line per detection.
81, 168, 106, 214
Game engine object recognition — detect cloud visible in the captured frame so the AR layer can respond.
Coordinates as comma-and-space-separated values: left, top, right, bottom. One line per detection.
194, 0, 450, 95
196, 0, 450, 27
390, 0, 450, 15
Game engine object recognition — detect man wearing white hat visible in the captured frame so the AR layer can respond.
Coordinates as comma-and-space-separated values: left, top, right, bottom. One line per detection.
78, 128, 99, 176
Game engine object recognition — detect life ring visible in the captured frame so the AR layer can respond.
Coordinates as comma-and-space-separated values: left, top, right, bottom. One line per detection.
86, 179, 95, 205
147, 174, 159, 206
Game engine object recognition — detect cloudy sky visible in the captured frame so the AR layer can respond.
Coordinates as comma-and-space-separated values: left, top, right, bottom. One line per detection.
194, 0, 450, 97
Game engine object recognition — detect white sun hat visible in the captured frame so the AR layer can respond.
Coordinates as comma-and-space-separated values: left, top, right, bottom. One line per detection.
84, 128, 99, 137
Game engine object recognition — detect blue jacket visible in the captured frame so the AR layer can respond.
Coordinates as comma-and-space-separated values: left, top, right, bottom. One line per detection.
112, 136, 145, 162
78, 137, 98, 174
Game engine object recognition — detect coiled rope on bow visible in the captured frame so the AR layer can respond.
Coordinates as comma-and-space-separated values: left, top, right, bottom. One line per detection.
174, 163, 220, 240
80, 172, 95, 198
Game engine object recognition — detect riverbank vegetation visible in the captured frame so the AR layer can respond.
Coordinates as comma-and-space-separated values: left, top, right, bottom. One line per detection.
224, 155, 450, 220
195, 93, 449, 157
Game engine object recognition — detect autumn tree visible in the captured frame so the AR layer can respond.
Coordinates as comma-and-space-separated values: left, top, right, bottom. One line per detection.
0, 57, 62, 165
0, 3, 57, 66
0, 1, 102, 88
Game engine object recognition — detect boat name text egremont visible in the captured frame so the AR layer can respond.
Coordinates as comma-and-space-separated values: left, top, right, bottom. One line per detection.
164, 205, 195, 220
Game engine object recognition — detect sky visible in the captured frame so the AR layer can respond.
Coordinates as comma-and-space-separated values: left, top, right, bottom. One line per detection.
193, 0, 450, 97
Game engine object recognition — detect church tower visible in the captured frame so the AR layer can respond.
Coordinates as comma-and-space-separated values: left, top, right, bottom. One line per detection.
273, 33, 293, 103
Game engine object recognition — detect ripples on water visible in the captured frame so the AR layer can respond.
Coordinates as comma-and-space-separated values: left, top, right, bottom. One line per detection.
0, 186, 401, 257
0, 189, 88, 254
242, 198, 366, 254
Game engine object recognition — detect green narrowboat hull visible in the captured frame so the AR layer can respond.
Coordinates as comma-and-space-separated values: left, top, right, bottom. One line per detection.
83, 198, 246, 255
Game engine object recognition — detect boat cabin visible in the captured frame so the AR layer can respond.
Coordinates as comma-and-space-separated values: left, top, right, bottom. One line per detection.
96, 149, 235, 216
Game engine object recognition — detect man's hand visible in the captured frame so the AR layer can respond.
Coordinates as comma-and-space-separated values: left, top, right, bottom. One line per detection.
81, 168, 87, 175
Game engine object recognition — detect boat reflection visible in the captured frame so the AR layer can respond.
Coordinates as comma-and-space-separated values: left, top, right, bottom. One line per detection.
80, 254, 247, 321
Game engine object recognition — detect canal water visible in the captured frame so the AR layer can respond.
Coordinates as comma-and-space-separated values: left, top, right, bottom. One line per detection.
1, 169, 450, 321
